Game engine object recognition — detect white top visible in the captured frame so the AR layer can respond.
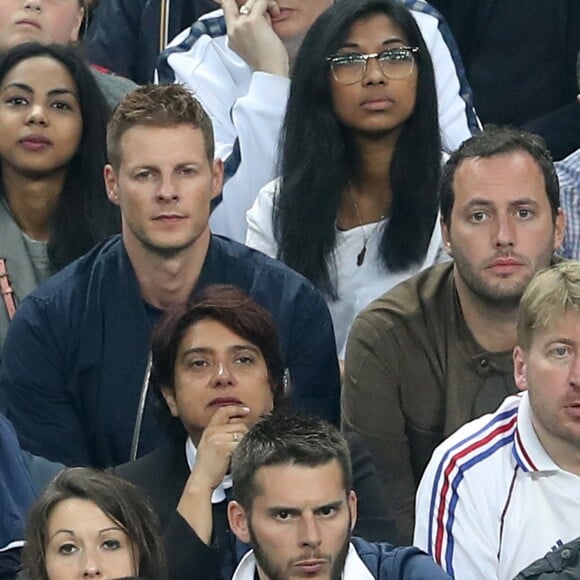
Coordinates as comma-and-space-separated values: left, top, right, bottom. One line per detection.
246, 179, 443, 356
185, 437, 233, 504
414, 392, 580, 580
159, 7, 479, 243
232, 543, 374, 580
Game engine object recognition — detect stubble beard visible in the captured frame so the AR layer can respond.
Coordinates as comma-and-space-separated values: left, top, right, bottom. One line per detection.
249, 518, 351, 580
528, 389, 580, 450
452, 241, 555, 312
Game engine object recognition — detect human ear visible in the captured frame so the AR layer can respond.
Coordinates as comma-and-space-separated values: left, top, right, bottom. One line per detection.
513, 346, 528, 392
553, 208, 566, 252
440, 216, 452, 257
104, 165, 120, 205
210, 158, 224, 201
348, 490, 357, 532
227, 501, 251, 543
160, 387, 179, 418
69, 4, 85, 42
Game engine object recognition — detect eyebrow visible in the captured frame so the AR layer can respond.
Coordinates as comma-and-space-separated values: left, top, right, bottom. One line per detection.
543, 337, 576, 347
130, 161, 202, 171
48, 526, 124, 542
1, 82, 78, 98
337, 38, 408, 50
463, 198, 540, 209
266, 500, 345, 516
181, 344, 261, 359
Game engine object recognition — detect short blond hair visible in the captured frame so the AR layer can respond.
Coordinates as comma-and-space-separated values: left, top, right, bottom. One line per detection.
107, 84, 215, 169
517, 261, 580, 350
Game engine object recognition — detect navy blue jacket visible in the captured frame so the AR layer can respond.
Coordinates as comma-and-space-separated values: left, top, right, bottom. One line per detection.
0, 413, 35, 580
0, 235, 340, 468
428, 0, 580, 159
352, 537, 451, 579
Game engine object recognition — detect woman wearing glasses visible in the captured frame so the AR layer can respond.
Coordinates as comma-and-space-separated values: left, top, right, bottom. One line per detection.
246, 0, 444, 356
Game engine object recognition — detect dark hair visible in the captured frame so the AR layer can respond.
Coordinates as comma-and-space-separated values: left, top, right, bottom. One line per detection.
273, 0, 440, 298
231, 414, 352, 511
440, 126, 560, 227
150, 284, 286, 436
107, 84, 215, 169
22, 467, 167, 580
0, 42, 120, 273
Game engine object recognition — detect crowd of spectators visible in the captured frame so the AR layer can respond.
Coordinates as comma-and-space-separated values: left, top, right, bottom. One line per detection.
0, 0, 579, 578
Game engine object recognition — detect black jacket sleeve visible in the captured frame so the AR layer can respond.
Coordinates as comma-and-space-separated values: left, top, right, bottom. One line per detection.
347, 431, 398, 544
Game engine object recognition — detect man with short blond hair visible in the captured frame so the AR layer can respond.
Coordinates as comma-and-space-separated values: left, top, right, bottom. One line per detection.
414, 261, 580, 579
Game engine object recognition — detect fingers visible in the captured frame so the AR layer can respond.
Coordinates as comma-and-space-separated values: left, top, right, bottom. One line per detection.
193, 412, 249, 489
222, 0, 269, 26
266, 1, 280, 17
208, 404, 251, 426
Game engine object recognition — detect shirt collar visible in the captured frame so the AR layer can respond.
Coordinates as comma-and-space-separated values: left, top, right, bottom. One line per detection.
231, 543, 373, 580
513, 391, 560, 473
185, 437, 233, 503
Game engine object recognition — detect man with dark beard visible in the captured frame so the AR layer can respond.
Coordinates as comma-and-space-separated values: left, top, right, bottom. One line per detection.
227, 414, 451, 580
342, 127, 566, 545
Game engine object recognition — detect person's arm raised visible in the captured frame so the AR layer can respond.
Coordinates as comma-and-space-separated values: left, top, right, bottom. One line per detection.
219, 0, 289, 77
176, 404, 250, 544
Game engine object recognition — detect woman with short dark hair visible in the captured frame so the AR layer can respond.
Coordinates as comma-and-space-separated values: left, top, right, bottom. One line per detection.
116, 284, 392, 580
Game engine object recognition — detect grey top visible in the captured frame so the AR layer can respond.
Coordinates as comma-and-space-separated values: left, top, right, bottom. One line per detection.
20, 232, 50, 284
91, 68, 137, 109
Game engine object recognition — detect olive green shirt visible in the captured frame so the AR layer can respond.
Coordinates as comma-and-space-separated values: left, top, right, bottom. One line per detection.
342, 261, 516, 545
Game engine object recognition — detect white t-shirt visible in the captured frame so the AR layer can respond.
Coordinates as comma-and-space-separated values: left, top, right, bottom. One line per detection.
414, 392, 580, 580
246, 179, 443, 356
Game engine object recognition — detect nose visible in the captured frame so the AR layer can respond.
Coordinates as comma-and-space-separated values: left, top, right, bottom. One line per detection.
23, 0, 42, 12
81, 550, 101, 578
493, 214, 515, 248
26, 104, 48, 126
569, 355, 580, 388
299, 513, 322, 549
211, 361, 237, 388
155, 175, 178, 202
362, 55, 386, 85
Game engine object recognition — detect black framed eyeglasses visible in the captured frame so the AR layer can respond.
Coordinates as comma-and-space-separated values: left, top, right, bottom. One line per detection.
326, 46, 420, 85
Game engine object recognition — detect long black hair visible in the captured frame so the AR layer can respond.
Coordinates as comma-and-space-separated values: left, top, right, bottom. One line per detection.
273, 0, 441, 298
0, 42, 120, 273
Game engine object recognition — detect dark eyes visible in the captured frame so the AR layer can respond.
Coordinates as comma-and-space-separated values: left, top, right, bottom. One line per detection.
185, 355, 256, 369
57, 543, 78, 555
102, 539, 122, 550
4, 95, 28, 106
468, 209, 535, 223
318, 505, 337, 517
56, 539, 121, 555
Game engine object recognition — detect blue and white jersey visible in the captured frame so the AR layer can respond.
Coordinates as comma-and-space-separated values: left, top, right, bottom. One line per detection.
414, 392, 580, 580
